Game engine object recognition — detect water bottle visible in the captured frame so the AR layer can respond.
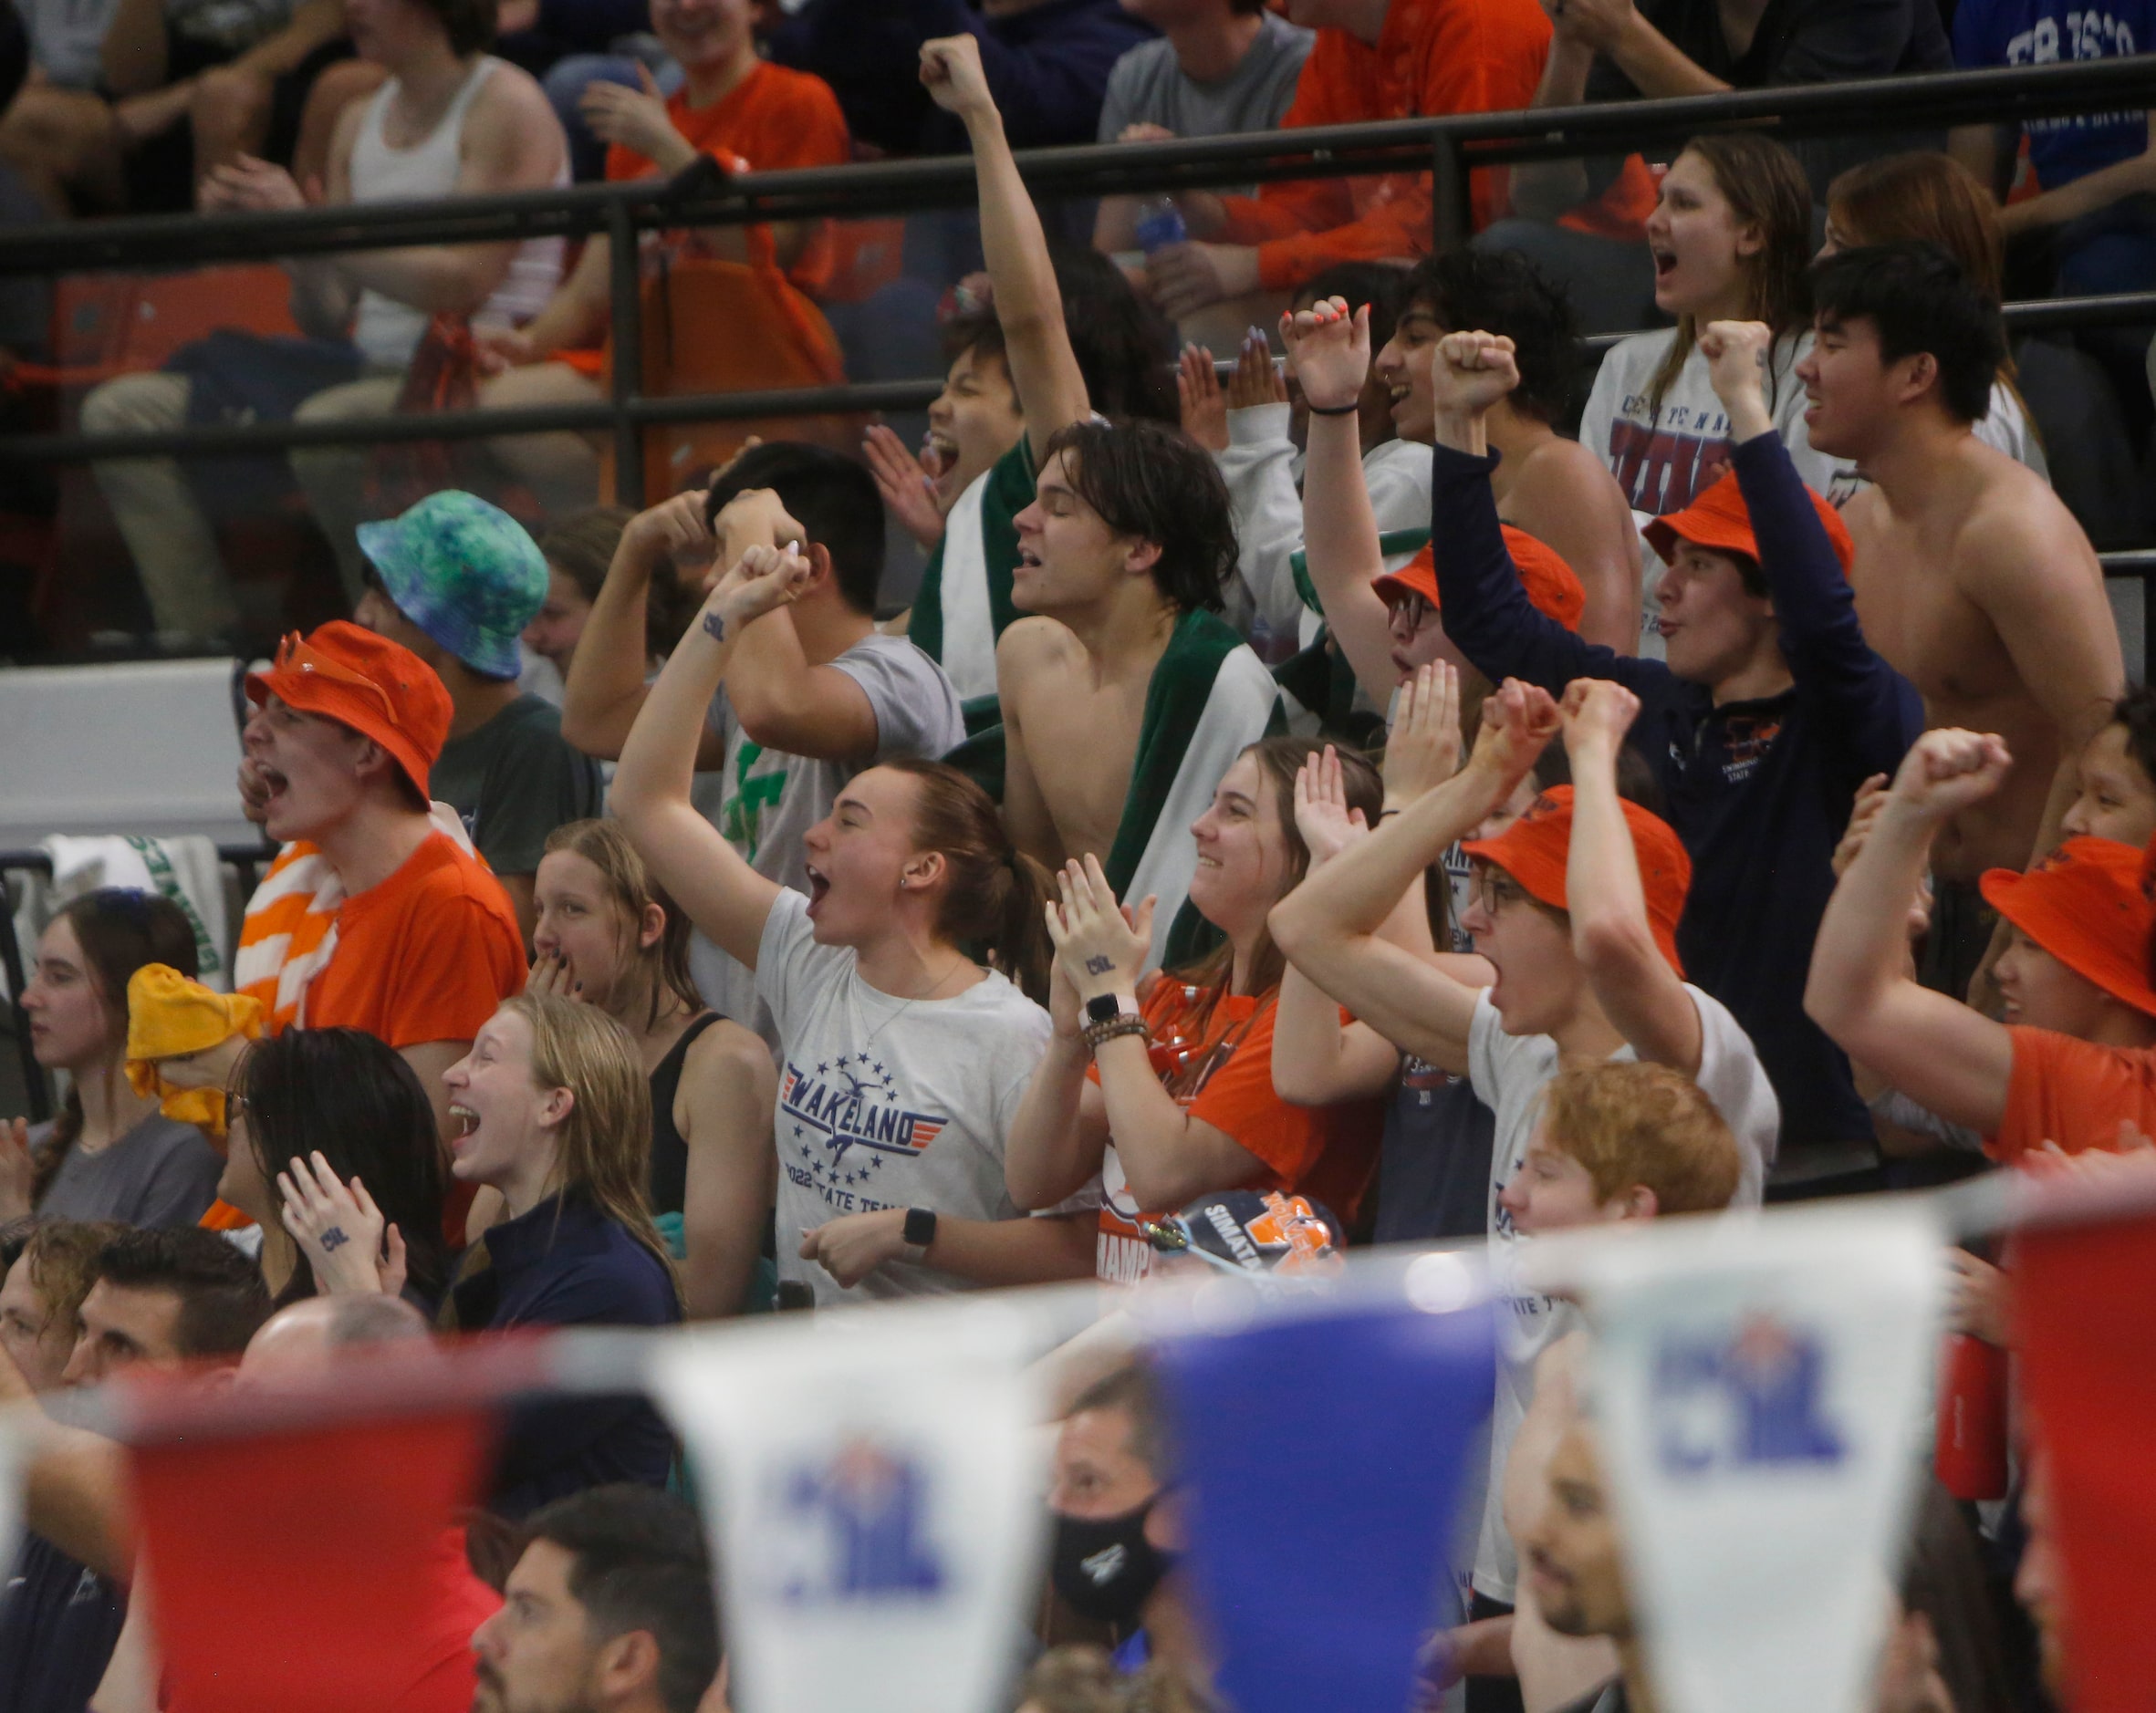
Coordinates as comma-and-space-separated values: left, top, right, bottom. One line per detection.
1134, 196, 1188, 255
1933, 1332, 2009, 1500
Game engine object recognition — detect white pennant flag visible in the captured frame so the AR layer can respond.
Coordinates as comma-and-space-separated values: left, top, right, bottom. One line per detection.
650, 1299, 1050, 1713
1552, 1201, 1944, 1713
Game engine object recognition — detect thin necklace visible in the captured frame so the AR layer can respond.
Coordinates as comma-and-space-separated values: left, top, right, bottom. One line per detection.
859, 953, 974, 1053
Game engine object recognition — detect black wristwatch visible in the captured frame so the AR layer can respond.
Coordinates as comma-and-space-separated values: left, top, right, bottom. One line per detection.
901, 1207, 939, 1258
1085, 992, 1140, 1025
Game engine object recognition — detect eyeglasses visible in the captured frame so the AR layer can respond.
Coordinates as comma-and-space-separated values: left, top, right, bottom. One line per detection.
1471, 868, 1532, 916
270, 632, 397, 724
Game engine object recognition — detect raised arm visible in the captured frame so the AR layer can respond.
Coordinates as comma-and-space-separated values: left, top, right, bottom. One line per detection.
1271, 679, 1560, 1073
1559, 678, 1701, 1073
1804, 729, 2018, 1133
1005, 948, 1112, 1210
1285, 298, 1405, 704
560, 492, 724, 764
610, 547, 814, 971
920, 36, 1089, 458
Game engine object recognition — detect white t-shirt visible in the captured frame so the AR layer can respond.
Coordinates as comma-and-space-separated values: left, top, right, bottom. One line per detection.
756, 888, 1052, 1307
1463, 984, 1778, 1602
1578, 328, 1837, 662
689, 631, 965, 1035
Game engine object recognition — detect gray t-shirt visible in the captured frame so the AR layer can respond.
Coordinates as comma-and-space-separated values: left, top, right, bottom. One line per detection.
1097, 14, 1314, 145
432, 692, 607, 882
688, 631, 965, 1033
756, 888, 1051, 1307
34, 1112, 224, 1229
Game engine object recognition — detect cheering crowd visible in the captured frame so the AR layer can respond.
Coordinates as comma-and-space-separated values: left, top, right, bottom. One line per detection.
4, 0, 2156, 1696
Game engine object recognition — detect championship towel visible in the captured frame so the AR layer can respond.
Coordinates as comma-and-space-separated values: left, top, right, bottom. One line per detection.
36, 834, 233, 991
1103, 608, 1284, 969
909, 439, 1035, 705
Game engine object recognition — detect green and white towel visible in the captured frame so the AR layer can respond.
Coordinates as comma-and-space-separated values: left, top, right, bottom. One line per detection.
1104, 608, 1285, 970
908, 439, 1036, 708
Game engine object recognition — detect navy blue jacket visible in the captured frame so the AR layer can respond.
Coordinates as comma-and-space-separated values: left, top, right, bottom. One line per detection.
1430, 436, 1923, 1175
451, 1192, 682, 1517
766, 0, 1153, 154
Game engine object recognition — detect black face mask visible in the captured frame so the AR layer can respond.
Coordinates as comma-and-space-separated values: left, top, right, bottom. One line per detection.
1048, 1500, 1172, 1626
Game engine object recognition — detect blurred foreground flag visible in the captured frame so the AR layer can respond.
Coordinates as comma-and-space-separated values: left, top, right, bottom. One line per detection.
652, 1300, 1049, 1713
1562, 1202, 1943, 1713
1151, 1256, 1496, 1713
129, 1391, 496, 1713
2014, 1176, 2156, 1713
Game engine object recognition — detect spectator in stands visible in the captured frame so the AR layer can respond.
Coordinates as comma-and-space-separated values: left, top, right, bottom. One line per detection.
1088, 0, 1312, 254
352, 489, 605, 943
1495, 0, 1951, 331
0, 1219, 122, 1394
1809, 727, 2156, 1161
1802, 244, 2121, 1000
2060, 686, 2156, 846
897, 39, 1178, 711
0, 1226, 268, 1713
199, 1026, 453, 1307
472, 0, 850, 499
1517, 1419, 1640, 1713
430, 993, 680, 1513
473, 1484, 722, 1713
80, 0, 567, 642
234, 621, 527, 1156
1005, 739, 1388, 1283
1578, 134, 1834, 618
1817, 151, 2048, 490
523, 504, 635, 701
530, 818, 777, 1317
762, 0, 1150, 156
1047, 1364, 1203, 1693
562, 445, 963, 1033
1402, 316, 1919, 1194
610, 552, 1097, 1303
1136, 0, 1549, 324
0, 891, 223, 1230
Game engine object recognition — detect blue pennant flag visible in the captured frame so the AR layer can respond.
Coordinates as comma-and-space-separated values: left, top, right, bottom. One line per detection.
1154, 1286, 1496, 1713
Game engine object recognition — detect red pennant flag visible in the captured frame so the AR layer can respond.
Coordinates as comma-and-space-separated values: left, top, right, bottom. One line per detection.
125, 1360, 503, 1713
2013, 1191, 2156, 1713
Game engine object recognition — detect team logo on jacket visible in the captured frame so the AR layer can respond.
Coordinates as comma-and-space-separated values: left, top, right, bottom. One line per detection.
1651, 1312, 1846, 1476
766, 1436, 945, 1604
781, 1056, 949, 1189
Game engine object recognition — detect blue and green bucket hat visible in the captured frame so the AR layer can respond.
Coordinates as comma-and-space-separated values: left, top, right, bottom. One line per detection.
357, 491, 547, 680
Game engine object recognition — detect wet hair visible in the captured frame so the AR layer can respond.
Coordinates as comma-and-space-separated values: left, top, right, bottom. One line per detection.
1068, 1361, 1171, 1481
541, 821, 704, 1034
90, 1226, 272, 1359
496, 993, 678, 1293
1176, 737, 1385, 1013
236, 1028, 451, 1309
31, 890, 199, 1205
943, 248, 1180, 426
411, 0, 495, 57
17, 1219, 128, 1344
1645, 133, 1815, 420
1037, 419, 1238, 615
1539, 1061, 1742, 1214
2107, 686, 2156, 790
1398, 248, 1580, 424
1807, 243, 2005, 427
1297, 261, 1405, 361
703, 441, 885, 615
878, 757, 1057, 1005
520, 1486, 721, 1713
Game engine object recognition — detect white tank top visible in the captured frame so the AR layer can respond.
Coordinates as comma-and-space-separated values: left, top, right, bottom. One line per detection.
348, 56, 568, 368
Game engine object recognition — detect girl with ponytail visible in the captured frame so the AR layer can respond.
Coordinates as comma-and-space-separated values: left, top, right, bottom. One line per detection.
612, 542, 1094, 1303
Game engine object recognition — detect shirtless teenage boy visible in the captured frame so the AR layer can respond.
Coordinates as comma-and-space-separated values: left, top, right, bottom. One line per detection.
1798, 243, 2121, 990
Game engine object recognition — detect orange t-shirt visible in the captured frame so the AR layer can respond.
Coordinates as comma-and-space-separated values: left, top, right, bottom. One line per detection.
605, 62, 851, 296
1090, 983, 1382, 1283
1990, 1026, 2156, 1164
1213, 0, 1551, 291
303, 832, 526, 1050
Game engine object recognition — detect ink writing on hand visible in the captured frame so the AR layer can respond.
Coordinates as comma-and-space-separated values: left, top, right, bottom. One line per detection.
1084, 955, 1113, 977
319, 1227, 349, 1253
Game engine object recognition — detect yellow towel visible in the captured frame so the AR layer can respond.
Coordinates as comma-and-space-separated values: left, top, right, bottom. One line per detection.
124, 963, 265, 1136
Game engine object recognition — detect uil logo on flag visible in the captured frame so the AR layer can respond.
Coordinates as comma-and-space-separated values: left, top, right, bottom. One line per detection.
772, 1435, 947, 1605
1651, 1311, 1846, 1477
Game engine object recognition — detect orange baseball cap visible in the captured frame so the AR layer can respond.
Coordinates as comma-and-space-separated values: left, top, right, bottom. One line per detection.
1981, 836, 2156, 1018
245, 620, 453, 801
1643, 467, 1853, 577
1459, 784, 1692, 976
1374, 528, 1588, 632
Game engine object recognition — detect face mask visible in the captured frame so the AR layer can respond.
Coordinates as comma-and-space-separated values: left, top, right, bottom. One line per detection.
1048, 1500, 1171, 1626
